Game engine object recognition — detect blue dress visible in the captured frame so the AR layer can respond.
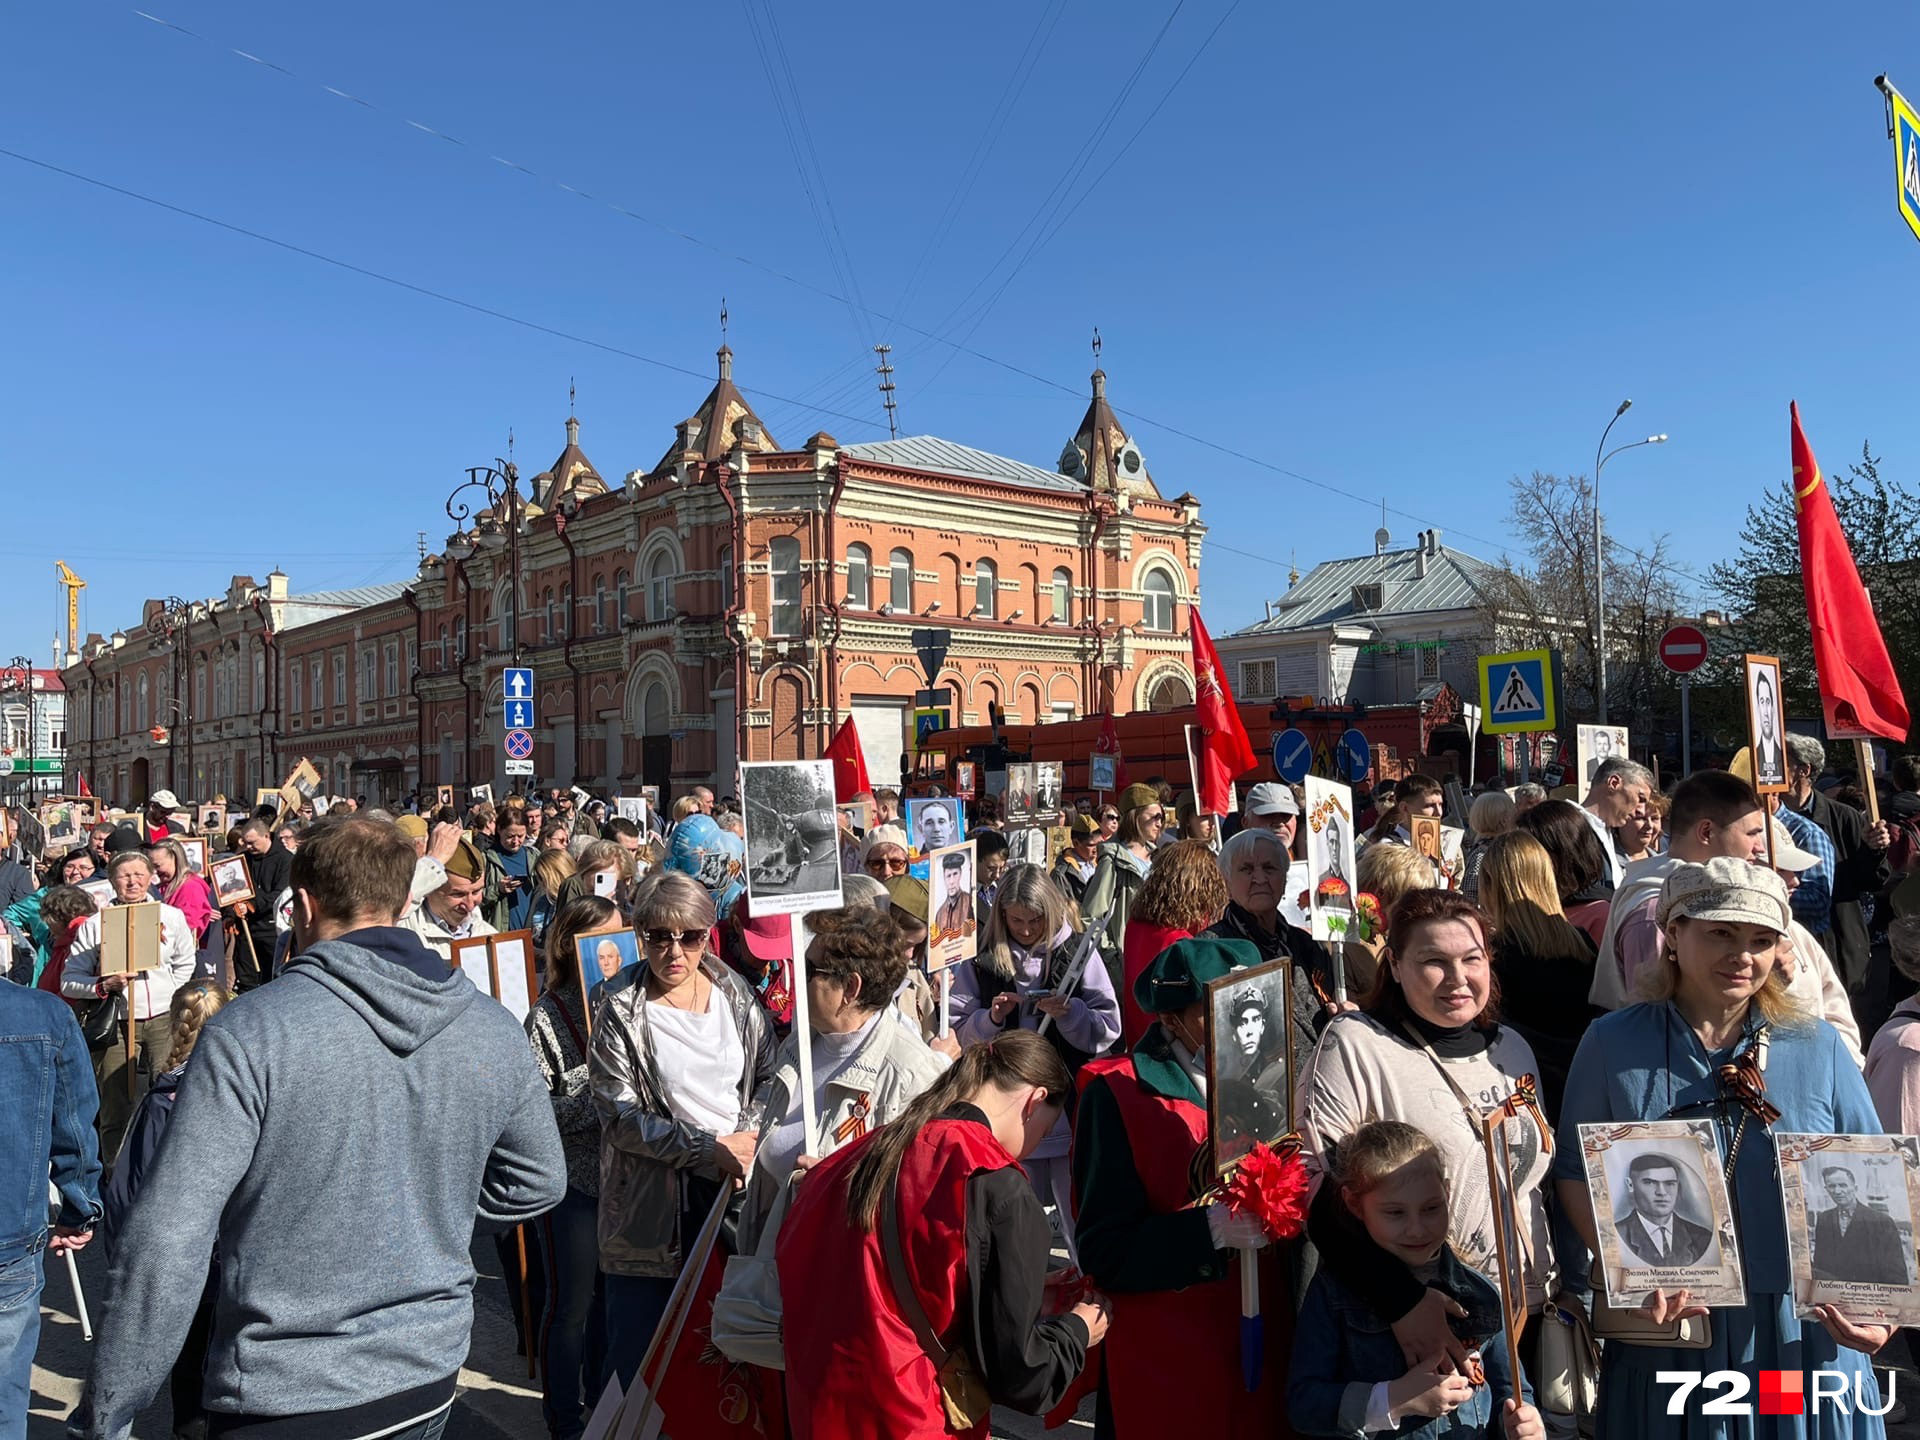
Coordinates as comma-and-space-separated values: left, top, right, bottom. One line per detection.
1553, 1003, 1887, 1440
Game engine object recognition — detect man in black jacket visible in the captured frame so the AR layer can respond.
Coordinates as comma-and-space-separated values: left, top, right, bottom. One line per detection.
1784, 734, 1889, 1004
225, 818, 292, 989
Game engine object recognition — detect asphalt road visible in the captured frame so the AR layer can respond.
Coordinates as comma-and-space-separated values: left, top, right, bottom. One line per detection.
28, 1237, 1087, 1438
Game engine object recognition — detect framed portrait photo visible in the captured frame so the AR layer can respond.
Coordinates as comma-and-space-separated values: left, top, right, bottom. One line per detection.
1778, 1132, 1920, 1325
178, 837, 209, 875
578, 928, 642, 988
1576, 724, 1629, 788
1205, 959, 1293, 1175
208, 854, 255, 907
905, 797, 966, 859
926, 840, 979, 973
197, 802, 226, 834
1580, 1119, 1747, 1309
954, 761, 977, 799
1744, 654, 1788, 794
1034, 762, 1063, 818
1088, 752, 1116, 792
738, 759, 842, 917
1004, 763, 1036, 825
1303, 776, 1358, 943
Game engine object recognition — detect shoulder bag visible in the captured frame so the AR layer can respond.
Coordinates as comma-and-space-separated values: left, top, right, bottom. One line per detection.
1586, 1262, 1712, 1348
879, 1172, 993, 1430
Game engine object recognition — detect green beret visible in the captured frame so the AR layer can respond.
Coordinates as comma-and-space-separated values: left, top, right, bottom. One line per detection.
1132, 936, 1263, 1015
1118, 783, 1161, 814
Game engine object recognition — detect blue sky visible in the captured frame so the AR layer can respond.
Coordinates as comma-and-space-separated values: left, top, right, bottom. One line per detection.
3, 1, 1916, 663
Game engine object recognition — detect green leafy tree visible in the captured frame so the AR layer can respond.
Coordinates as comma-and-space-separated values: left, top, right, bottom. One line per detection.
1708, 444, 1920, 746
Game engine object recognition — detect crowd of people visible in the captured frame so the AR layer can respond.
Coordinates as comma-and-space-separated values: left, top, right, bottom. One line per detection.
6, 746, 1920, 1439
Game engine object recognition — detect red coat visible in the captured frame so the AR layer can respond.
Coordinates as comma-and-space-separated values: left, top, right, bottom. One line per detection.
779, 1117, 1017, 1440
1077, 1052, 1293, 1438
1118, 921, 1193, 1046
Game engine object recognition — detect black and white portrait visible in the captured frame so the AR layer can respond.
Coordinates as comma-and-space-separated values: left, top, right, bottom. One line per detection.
1779, 1133, 1920, 1324
1304, 776, 1357, 941
1034, 762, 1063, 816
1577, 725, 1629, 787
738, 759, 842, 917
906, 797, 964, 856
1206, 960, 1292, 1174
1004, 764, 1037, 825
1745, 655, 1787, 791
1580, 1119, 1747, 1309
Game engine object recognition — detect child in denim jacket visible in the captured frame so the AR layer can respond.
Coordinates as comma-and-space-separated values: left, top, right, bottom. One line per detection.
1290, 1121, 1543, 1439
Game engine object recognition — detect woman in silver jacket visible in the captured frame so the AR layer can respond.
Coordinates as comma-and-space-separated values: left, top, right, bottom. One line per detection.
735, 905, 948, 1255
590, 870, 775, 1390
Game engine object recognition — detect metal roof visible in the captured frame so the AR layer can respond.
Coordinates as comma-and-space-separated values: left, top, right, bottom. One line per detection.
842, 435, 1087, 494
1228, 541, 1502, 636
288, 582, 411, 610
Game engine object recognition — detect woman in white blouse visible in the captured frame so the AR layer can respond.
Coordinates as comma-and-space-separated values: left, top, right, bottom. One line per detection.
591, 870, 775, 1391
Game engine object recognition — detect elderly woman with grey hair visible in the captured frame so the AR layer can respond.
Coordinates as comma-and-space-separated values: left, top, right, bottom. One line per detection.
1459, 788, 1516, 901
1205, 827, 1345, 1069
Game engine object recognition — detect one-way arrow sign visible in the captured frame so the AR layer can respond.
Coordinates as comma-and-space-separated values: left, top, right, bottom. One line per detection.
504, 667, 534, 701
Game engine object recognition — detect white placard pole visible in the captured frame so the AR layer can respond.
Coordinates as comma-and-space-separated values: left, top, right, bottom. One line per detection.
789, 913, 817, 1153
938, 969, 951, 1038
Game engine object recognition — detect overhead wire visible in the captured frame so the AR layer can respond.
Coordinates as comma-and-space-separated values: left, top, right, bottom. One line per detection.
71, 7, 1703, 596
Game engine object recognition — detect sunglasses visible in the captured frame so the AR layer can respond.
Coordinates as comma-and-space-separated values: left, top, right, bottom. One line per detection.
643, 928, 706, 950
867, 855, 909, 873
1098, 812, 1119, 821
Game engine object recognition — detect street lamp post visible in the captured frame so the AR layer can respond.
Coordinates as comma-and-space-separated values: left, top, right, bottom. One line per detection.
146, 597, 196, 794
445, 456, 525, 793
1592, 401, 1668, 724
6, 656, 33, 802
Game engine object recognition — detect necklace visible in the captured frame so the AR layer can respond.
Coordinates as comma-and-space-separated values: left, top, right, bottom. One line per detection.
652, 973, 708, 1012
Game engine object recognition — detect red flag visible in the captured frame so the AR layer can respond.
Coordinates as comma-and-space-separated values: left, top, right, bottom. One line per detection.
1190, 609, 1257, 815
1791, 403, 1910, 741
643, 1242, 786, 1439
1093, 711, 1128, 790
76, 773, 92, 799
822, 715, 872, 802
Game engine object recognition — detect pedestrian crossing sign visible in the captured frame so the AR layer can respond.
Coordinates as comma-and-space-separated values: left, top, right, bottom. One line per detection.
1888, 79, 1920, 246
1478, 649, 1556, 734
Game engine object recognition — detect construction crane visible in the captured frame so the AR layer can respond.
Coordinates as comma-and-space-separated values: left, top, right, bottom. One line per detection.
55, 561, 85, 658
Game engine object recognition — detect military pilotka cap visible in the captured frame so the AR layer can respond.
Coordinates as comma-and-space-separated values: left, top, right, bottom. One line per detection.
1133, 936, 1263, 1015
443, 838, 486, 883
1656, 857, 1790, 934
1069, 813, 1100, 837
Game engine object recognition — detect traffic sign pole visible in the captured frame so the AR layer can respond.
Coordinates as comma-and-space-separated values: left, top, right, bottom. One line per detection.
1680, 679, 1692, 779
1658, 625, 1707, 782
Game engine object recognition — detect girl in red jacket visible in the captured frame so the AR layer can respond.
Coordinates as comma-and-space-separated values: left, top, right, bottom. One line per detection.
778, 1032, 1111, 1439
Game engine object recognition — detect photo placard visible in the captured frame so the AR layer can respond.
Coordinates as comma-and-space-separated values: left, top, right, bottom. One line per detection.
1580, 1119, 1747, 1309
1303, 776, 1358, 943
98, 901, 163, 976
1744, 654, 1788, 794
451, 929, 540, 1024
1205, 958, 1293, 1175
209, 855, 255, 906
578, 928, 642, 988
904, 797, 965, 860
178, 837, 209, 875
738, 760, 842, 917
925, 839, 979, 973
1576, 725, 1629, 788
1779, 1132, 1920, 1326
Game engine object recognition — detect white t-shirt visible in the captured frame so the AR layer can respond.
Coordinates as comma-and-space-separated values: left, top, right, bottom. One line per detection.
649, 995, 747, 1136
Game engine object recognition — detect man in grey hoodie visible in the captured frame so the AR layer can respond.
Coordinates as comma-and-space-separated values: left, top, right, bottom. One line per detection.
84, 815, 567, 1440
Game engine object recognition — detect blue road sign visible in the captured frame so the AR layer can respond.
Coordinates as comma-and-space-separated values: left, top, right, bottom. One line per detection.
504, 728, 534, 761
1477, 649, 1555, 733
503, 667, 534, 703
1336, 728, 1371, 784
503, 698, 534, 731
1272, 729, 1312, 785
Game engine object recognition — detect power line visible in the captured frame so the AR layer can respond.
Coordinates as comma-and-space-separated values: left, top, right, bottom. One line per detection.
0, 146, 891, 439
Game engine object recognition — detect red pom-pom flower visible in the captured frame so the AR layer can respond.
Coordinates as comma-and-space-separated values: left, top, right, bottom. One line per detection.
1224, 1142, 1310, 1241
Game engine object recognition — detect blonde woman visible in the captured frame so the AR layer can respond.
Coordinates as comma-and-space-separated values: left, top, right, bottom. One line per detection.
148, 838, 218, 960
1475, 831, 1600, 1120
100, 979, 232, 1433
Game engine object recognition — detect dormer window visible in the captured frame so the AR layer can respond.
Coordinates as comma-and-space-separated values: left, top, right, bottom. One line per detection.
1352, 583, 1385, 612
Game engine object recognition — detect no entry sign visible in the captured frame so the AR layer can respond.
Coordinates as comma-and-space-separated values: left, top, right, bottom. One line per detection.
1659, 624, 1709, 676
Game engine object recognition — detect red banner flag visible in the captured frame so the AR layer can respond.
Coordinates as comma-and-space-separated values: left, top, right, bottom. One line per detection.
76, 773, 93, 799
1791, 402, 1910, 742
822, 715, 872, 802
643, 1242, 786, 1440
1190, 609, 1257, 815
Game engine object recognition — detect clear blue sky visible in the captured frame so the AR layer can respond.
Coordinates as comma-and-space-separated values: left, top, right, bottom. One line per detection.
3, 1, 1916, 663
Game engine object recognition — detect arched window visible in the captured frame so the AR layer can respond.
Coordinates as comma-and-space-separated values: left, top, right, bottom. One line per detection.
646, 550, 675, 622
137, 673, 149, 730
974, 560, 997, 619
845, 544, 871, 610
1051, 568, 1073, 624
614, 570, 630, 626
769, 536, 801, 637
640, 681, 670, 736
454, 619, 467, 660
1142, 568, 1176, 632
889, 548, 914, 613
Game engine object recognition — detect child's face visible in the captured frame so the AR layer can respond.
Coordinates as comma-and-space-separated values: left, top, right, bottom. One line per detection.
1348, 1161, 1448, 1266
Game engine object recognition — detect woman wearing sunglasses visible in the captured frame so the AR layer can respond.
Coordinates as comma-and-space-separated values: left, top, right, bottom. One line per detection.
590, 869, 776, 1392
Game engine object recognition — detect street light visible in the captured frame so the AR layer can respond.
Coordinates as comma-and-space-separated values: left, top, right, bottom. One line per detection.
6, 656, 33, 802
145, 597, 195, 795
1592, 400, 1669, 723
445, 457, 525, 665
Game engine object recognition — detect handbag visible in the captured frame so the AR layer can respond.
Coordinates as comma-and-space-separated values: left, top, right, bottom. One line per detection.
1534, 1291, 1600, 1429
879, 1173, 993, 1430
79, 992, 124, 1048
1586, 1263, 1712, 1348
710, 1174, 799, 1371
